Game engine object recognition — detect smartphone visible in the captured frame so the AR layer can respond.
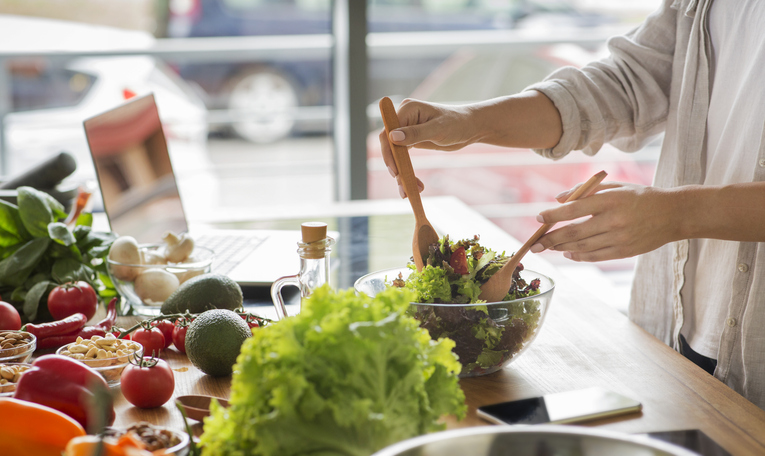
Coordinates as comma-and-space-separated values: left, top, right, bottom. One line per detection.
477, 387, 642, 425
642, 430, 731, 456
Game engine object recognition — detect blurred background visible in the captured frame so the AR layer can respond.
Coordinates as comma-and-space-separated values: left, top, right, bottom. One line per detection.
0, 0, 663, 314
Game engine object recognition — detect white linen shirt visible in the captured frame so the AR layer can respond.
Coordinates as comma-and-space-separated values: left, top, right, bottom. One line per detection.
526, 0, 765, 410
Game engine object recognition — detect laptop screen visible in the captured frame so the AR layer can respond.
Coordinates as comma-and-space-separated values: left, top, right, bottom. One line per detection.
84, 94, 188, 243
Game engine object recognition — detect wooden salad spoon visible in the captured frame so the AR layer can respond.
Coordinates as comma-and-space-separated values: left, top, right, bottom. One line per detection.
379, 96, 440, 271
478, 170, 608, 303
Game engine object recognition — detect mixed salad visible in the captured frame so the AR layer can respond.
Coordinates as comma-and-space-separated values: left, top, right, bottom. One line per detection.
391, 235, 544, 376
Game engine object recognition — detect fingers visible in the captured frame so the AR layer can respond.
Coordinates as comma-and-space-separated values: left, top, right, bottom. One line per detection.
379, 129, 398, 177
553, 181, 620, 204
396, 175, 425, 199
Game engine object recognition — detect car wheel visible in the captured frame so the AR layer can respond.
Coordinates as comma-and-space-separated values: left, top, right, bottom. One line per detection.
227, 67, 299, 143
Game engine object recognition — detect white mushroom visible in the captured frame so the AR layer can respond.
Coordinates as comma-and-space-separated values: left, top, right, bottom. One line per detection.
141, 248, 167, 265
133, 268, 180, 305
162, 231, 195, 263
108, 236, 142, 281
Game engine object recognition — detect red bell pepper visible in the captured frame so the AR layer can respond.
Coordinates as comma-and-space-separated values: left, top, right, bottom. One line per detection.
13, 354, 115, 432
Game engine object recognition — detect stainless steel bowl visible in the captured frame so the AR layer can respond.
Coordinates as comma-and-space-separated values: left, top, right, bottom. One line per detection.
372, 425, 699, 456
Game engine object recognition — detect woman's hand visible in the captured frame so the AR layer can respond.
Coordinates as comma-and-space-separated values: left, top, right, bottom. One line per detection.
378, 92, 563, 198
530, 182, 682, 262
378, 99, 478, 197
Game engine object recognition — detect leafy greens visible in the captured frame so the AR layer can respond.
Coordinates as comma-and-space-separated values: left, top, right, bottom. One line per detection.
393, 235, 544, 376
200, 285, 466, 456
0, 187, 117, 322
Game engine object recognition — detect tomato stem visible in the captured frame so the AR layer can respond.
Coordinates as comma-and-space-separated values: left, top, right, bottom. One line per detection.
117, 310, 272, 338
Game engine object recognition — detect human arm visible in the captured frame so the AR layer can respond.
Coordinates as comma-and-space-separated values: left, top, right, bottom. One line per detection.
531, 182, 765, 262
379, 90, 562, 195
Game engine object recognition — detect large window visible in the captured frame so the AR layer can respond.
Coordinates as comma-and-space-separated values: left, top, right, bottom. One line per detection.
0, 0, 662, 311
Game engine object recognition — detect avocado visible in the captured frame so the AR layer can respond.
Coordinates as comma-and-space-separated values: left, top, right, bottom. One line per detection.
160, 273, 243, 315
185, 308, 252, 377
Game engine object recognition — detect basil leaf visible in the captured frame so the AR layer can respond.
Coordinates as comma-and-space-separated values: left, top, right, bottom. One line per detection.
11, 286, 26, 302
52, 258, 93, 284
49, 222, 76, 246
76, 212, 93, 227
23, 280, 53, 321
17, 187, 54, 238
0, 238, 50, 287
0, 199, 26, 246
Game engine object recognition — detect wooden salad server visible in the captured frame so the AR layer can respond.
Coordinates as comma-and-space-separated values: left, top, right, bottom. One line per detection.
478, 170, 608, 303
379, 96, 440, 271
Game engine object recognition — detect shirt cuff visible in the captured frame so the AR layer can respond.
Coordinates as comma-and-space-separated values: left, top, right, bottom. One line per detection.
524, 81, 581, 160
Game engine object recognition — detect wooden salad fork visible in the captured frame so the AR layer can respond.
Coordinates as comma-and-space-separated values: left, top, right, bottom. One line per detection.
478, 170, 608, 302
379, 96, 440, 271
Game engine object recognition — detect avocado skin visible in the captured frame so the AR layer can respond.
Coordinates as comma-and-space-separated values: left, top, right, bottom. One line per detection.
160, 273, 243, 315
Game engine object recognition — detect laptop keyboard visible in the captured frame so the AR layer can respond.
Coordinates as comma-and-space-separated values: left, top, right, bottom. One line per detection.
196, 234, 267, 275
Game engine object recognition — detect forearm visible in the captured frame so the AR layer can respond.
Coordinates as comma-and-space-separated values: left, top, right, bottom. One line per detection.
675, 182, 765, 242
469, 90, 563, 150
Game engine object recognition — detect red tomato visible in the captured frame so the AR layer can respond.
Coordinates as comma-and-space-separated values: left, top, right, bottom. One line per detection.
449, 246, 469, 275
132, 327, 165, 357
171, 325, 188, 354
0, 301, 21, 330
120, 357, 175, 408
48, 281, 98, 321
111, 327, 130, 340
152, 320, 175, 349
241, 314, 260, 329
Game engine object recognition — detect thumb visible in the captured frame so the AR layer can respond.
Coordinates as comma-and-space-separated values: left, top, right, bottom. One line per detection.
390, 121, 436, 147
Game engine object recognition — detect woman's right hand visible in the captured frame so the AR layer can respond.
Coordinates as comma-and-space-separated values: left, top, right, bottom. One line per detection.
378, 92, 563, 197
378, 99, 480, 197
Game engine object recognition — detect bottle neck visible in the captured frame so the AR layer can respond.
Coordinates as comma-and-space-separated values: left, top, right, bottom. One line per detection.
296, 237, 334, 295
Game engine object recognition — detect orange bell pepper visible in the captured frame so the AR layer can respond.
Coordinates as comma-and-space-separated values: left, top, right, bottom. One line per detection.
0, 397, 86, 456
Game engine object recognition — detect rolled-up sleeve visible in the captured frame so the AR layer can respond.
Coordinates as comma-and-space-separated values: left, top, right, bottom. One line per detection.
527, 0, 679, 159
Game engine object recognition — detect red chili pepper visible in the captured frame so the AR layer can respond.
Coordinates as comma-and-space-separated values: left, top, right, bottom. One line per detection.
94, 297, 118, 331
36, 326, 107, 350
22, 313, 88, 339
13, 354, 115, 432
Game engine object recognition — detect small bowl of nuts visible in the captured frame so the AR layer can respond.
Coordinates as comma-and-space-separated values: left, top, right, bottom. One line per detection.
0, 330, 36, 364
56, 334, 143, 387
0, 362, 32, 396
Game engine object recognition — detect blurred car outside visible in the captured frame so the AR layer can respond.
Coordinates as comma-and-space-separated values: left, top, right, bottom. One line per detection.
0, 14, 216, 219
165, 0, 615, 143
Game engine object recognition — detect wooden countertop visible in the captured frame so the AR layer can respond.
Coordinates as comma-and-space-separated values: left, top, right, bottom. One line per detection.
108, 271, 765, 455
98, 197, 765, 454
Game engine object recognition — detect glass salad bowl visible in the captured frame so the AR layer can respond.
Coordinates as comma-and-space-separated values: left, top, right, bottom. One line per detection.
106, 244, 214, 315
354, 267, 554, 378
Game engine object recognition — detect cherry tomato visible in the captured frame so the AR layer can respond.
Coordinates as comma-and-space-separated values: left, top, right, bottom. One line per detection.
152, 320, 175, 349
171, 325, 188, 354
241, 314, 260, 329
0, 301, 21, 330
48, 281, 98, 321
132, 327, 165, 357
449, 246, 469, 275
120, 356, 175, 408
110, 326, 130, 340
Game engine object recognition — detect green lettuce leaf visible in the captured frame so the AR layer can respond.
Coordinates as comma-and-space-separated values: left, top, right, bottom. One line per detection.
200, 286, 466, 456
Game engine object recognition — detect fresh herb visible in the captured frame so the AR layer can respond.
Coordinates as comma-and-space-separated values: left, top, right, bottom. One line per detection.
0, 187, 117, 322
200, 285, 466, 456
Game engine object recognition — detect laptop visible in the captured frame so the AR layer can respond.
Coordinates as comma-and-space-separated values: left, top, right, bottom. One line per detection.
83, 93, 305, 287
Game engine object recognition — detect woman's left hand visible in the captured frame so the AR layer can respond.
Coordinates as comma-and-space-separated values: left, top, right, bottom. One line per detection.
530, 182, 682, 262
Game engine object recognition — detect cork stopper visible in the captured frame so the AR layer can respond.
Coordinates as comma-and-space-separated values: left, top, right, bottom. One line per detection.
301, 222, 327, 244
